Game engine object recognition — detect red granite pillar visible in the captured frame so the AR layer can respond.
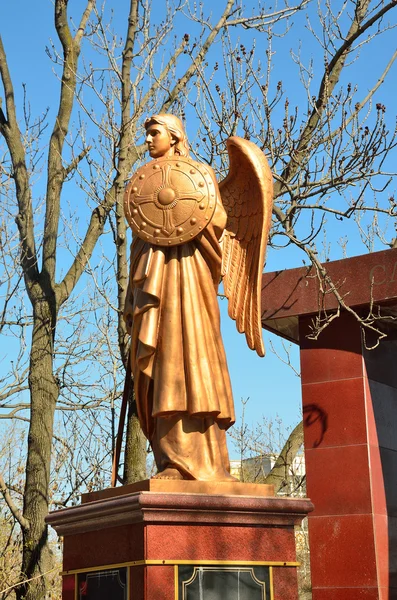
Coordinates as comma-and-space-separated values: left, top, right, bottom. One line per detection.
300, 311, 396, 599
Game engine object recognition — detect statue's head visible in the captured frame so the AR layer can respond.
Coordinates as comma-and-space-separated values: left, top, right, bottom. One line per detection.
144, 114, 190, 158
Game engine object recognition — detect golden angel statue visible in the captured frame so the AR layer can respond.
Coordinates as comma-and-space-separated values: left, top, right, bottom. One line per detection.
123, 114, 273, 482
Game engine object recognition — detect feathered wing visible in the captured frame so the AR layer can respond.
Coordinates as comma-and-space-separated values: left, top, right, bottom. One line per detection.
219, 136, 273, 357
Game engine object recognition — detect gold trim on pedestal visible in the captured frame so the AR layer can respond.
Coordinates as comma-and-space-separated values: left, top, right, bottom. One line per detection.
62, 558, 299, 576
67, 559, 298, 599
269, 566, 274, 600
174, 564, 178, 600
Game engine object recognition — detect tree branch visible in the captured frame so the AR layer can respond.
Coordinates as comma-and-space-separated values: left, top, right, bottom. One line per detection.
0, 472, 30, 530
0, 35, 39, 294
0, 385, 29, 403
56, 186, 117, 306
226, 0, 311, 28
137, 35, 189, 116
42, 0, 94, 285
274, 0, 397, 198
326, 48, 397, 146
160, 0, 236, 113
63, 146, 91, 178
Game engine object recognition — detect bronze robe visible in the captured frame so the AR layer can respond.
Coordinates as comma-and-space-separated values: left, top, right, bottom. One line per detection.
125, 197, 235, 480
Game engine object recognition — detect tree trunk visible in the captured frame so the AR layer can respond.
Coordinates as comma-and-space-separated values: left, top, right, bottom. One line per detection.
17, 299, 58, 600
265, 421, 304, 494
123, 386, 147, 484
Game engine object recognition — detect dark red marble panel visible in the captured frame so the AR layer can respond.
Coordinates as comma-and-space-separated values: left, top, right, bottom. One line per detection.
261, 248, 397, 321
63, 523, 144, 571
145, 523, 296, 562
299, 314, 363, 385
302, 378, 367, 449
312, 588, 380, 600
305, 445, 372, 517
308, 515, 377, 588
145, 565, 175, 600
271, 566, 298, 600
61, 574, 75, 600
129, 566, 144, 600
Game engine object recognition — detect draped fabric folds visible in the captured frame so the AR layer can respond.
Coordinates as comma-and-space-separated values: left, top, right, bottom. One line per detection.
124, 201, 235, 480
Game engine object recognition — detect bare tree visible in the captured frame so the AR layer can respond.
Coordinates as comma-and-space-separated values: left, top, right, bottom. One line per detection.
191, 0, 397, 341
0, 422, 100, 600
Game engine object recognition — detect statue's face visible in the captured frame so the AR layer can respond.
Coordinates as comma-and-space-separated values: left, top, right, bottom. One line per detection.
145, 123, 175, 158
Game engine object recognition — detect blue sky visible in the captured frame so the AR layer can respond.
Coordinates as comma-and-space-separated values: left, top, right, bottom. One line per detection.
1, 1, 396, 459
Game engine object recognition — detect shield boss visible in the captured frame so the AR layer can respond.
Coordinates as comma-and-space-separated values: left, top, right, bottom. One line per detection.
124, 156, 216, 246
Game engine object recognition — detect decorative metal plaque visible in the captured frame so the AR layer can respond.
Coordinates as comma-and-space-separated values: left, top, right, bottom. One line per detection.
178, 565, 270, 600
77, 567, 127, 600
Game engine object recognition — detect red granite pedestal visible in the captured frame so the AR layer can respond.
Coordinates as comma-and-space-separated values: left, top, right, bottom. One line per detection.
261, 248, 397, 600
47, 482, 312, 600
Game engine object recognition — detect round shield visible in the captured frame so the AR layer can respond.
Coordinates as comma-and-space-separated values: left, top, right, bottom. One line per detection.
124, 156, 217, 246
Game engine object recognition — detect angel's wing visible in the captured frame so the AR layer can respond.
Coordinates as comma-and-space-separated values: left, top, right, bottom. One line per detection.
219, 136, 273, 357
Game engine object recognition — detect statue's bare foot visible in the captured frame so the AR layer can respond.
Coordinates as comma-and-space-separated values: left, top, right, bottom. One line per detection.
153, 468, 184, 480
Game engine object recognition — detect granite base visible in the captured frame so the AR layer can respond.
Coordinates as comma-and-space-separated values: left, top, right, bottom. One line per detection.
47, 483, 313, 600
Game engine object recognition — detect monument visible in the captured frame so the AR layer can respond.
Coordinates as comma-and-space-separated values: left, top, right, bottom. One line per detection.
47, 115, 312, 599
261, 249, 397, 599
